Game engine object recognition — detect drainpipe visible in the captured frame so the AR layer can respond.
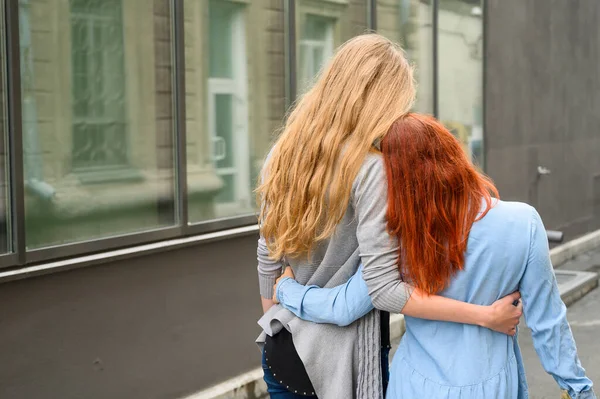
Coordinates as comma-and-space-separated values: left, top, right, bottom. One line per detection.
19, 0, 55, 200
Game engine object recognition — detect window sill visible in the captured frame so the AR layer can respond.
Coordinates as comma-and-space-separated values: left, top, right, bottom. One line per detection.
74, 167, 145, 185
299, 0, 348, 9
25, 168, 224, 220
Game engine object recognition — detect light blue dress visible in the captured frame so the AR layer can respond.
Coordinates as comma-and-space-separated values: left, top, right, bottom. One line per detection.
276, 200, 595, 399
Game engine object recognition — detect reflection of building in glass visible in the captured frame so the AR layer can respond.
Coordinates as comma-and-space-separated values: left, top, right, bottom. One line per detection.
13, 0, 486, 248
296, 0, 369, 92
378, 0, 484, 165
70, 0, 128, 170
3, 0, 486, 250
437, 0, 484, 166
21, 0, 179, 248
184, 0, 286, 223
299, 14, 334, 89
20, 0, 287, 248
377, 0, 434, 113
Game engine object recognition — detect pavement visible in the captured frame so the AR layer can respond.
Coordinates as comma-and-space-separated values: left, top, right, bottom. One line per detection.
555, 247, 600, 275
520, 286, 600, 398
390, 247, 600, 399
521, 246, 600, 398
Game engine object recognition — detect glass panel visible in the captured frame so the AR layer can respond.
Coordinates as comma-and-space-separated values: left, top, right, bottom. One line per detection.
184, 0, 286, 222
299, 14, 335, 87
71, 0, 127, 170
214, 94, 234, 170
437, 0, 484, 166
208, 0, 234, 79
304, 14, 330, 41
376, 0, 434, 113
296, 0, 369, 92
20, 0, 177, 249
0, 0, 10, 253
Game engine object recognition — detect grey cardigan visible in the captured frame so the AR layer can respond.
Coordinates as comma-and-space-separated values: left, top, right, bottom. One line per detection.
257, 153, 412, 399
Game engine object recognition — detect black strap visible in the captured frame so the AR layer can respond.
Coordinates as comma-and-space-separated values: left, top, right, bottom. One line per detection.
381, 310, 390, 348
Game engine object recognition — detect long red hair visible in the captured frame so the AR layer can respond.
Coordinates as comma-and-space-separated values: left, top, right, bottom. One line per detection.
381, 113, 499, 295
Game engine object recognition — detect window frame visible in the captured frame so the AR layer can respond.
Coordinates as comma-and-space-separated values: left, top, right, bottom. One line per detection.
0, 0, 189, 269
204, 0, 252, 220
0, 0, 269, 271
70, 0, 130, 172
0, 0, 486, 275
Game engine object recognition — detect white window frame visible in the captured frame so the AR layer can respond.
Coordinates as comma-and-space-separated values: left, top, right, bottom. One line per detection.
207, 3, 251, 216
299, 14, 335, 88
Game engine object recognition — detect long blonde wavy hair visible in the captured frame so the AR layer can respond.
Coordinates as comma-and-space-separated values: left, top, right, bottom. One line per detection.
257, 34, 416, 260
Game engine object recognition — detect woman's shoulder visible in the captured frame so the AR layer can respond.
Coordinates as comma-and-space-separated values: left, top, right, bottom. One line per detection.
479, 199, 538, 237
490, 199, 535, 217
357, 151, 385, 178
352, 151, 386, 192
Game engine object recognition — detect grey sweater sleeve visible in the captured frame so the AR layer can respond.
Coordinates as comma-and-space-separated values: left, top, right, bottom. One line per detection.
256, 148, 283, 299
257, 235, 283, 299
354, 154, 412, 313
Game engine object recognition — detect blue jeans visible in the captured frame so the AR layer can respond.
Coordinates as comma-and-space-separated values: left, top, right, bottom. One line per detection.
262, 347, 391, 398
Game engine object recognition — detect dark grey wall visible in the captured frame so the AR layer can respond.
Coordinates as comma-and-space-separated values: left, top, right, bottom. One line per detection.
485, 0, 600, 238
0, 234, 263, 399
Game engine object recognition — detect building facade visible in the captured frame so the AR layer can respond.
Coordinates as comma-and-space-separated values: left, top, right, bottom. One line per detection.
0, 0, 598, 398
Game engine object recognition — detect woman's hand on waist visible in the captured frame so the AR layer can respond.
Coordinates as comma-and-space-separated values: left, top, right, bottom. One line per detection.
273, 267, 295, 304
484, 291, 523, 335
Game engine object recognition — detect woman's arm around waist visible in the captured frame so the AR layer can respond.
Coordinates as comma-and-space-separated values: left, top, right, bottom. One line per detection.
276, 265, 374, 326
354, 155, 521, 333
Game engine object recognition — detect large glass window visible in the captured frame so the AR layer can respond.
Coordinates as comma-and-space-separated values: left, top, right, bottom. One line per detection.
437, 0, 484, 165
20, 0, 177, 249
377, 0, 434, 113
0, 0, 493, 262
0, 0, 9, 254
296, 0, 369, 92
184, 0, 286, 223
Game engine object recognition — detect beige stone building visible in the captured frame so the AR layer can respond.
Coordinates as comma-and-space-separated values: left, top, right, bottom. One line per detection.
22, 0, 288, 248
20, 0, 481, 248
20, 0, 374, 248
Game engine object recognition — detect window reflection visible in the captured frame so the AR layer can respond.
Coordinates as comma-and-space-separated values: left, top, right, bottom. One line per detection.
70, 0, 128, 170
296, 0, 369, 92
437, 0, 484, 165
377, 0, 434, 113
184, 0, 286, 223
20, 0, 177, 249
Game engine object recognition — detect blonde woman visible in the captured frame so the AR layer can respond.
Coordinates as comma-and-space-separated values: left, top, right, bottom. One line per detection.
256, 34, 522, 399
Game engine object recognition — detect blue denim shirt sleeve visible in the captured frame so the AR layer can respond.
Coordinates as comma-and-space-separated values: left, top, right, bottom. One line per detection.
276, 265, 374, 327
521, 208, 595, 399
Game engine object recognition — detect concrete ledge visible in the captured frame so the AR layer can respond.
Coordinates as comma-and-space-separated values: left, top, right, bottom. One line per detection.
557, 270, 599, 307
184, 229, 600, 399
549, 229, 600, 267
182, 369, 267, 399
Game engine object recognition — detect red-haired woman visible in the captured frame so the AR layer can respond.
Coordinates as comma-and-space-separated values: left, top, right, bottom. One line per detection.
273, 114, 595, 398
